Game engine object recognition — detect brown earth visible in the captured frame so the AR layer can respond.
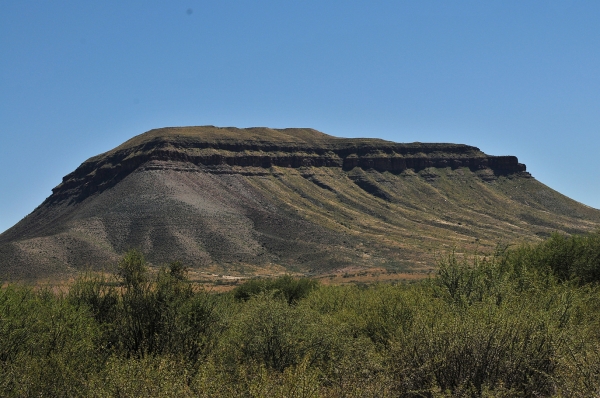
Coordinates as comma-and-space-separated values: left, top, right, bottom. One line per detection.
1, 126, 599, 282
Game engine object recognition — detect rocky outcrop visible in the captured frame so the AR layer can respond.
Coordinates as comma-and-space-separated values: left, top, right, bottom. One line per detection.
2, 126, 600, 283
47, 126, 526, 204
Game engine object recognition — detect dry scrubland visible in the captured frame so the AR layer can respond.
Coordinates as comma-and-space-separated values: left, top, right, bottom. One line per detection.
3, 232, 600, 397
3, 126, 600, 396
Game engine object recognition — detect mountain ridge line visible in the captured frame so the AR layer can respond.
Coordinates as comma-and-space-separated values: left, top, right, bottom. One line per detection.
0, 125, 597, 283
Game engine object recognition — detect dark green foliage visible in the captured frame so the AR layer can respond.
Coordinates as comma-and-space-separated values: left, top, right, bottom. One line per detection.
117, 249, 148, 289
68, 274, 119, 324
0, 285, 99, 396
233, 275, 319, 304
434, 247, 519, 307
5, 236, 600, 396
167, 260, 188, 280
387, 292, 562, 396
224, 294, 338, 372
68, 251, 229, 362
506, 230, 600, 284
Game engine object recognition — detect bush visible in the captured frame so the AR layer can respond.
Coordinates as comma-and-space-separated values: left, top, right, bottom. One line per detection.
223, 293, 337, 372
68, 273, 119, 325
112, 256, 228, 361
117, 249, 148, 290
387, 296, 562, 396
506, 231, 600, 284
69, 252, 229, 362
0, 286, 100, 396
6, 234, 600, 396
233, 275, 319, 305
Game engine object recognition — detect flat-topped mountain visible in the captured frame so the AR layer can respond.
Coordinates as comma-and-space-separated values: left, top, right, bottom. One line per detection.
45, 126, 526, 205
1, 126, 599, 281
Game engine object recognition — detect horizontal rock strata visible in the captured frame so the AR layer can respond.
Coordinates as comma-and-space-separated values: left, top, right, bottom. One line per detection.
49, 126, 526, 204
4, 125, 593, 283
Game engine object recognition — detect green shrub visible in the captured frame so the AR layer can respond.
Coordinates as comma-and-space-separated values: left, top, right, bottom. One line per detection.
506, 231, 600, 284
117, 249, 148, 290
5, 234, 600, 396
68, 252, 230, 362
387, 298, 561, 396
68, 273, 119, 325
223, 293, 339, 373
233, 275, 319, 305
112, 257, 228, 361
87, 355, 193, 397
0, 286, 100, 396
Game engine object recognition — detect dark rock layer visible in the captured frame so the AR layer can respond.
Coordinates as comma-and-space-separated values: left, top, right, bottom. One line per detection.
2, 126, 597, 282
49, 126, 526, 205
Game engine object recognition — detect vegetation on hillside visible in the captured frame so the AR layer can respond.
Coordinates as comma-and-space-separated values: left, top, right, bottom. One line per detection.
2, 232, 600, 396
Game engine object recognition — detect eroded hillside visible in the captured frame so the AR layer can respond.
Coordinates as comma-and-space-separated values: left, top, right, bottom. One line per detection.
1, 126, 599, 281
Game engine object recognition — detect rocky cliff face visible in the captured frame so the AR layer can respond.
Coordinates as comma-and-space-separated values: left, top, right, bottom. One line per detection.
48, 126, 527, 205
1, 126, 595, 283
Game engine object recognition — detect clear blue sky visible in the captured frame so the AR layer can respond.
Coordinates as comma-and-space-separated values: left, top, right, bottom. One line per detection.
1, 1, 599, 233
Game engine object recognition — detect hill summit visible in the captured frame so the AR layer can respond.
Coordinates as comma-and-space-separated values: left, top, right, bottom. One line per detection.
1, 126, 599, 281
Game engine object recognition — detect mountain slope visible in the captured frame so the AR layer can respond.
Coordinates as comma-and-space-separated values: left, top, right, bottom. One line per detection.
1, 126, 599, 281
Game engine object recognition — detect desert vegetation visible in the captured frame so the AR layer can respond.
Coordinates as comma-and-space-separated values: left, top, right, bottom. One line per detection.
2, 232, 600, 396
